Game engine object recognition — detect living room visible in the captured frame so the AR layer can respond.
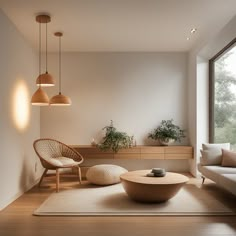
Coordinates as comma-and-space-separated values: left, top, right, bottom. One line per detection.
0, 0, 236, 235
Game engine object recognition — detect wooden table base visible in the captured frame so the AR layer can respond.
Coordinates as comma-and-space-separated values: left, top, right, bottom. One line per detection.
120, 170, 189, 203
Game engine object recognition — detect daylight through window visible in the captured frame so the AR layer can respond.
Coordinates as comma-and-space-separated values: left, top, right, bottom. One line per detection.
210, 39, 236, 149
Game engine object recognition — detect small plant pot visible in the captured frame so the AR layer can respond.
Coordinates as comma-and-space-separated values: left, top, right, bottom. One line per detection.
159, 138, 175, 146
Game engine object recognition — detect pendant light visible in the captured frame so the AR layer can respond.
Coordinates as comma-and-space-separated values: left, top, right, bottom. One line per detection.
31, 15, 49, 106
36, 15, 55, 87
50, 32, 72, 106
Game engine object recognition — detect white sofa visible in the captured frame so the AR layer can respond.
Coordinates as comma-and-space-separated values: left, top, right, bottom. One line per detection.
197, 164, 236, 196
197, 143, 236, 196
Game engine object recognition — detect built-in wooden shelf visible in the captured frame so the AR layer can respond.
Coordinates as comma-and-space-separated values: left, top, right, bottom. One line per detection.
70, 145, 193, 160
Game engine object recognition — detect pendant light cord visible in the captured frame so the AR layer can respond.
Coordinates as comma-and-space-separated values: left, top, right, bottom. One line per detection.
46, 22, 48, 73
59, 35, 61, 94
39, 20, 41, 87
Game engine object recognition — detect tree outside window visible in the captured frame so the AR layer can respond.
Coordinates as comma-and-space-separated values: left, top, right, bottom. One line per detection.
211, 41, 236, 149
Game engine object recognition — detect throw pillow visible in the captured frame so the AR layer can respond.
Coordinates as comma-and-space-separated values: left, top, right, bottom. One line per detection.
200, 149, 223, 166
221, 149, 236, 167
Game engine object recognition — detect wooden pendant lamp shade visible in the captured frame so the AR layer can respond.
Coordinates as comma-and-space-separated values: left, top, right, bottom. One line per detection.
50, 32, 72, 106
36, 15, 55, 87
31, 87, 49, 106
50, 93, 71, 106
31, 14, 51, 105
36, 72, 54, 87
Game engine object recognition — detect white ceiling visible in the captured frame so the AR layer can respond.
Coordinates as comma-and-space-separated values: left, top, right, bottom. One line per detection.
1, 0, 236, 52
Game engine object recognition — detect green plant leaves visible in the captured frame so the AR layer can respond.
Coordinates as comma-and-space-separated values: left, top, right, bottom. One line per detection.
148, 119, 185, 142
98, 120, 133, 153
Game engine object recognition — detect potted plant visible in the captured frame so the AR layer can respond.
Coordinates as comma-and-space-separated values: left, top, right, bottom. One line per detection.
97, 120, 133, 153
148, 119, 185, 145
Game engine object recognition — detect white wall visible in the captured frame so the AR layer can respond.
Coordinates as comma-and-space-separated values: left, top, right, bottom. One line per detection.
41, 52, 189, 171
188, 53, 209, 177
195, 56, 209, 176
0, 10, 40, 210
42, 52, 188, 144
187, 50, 197, 176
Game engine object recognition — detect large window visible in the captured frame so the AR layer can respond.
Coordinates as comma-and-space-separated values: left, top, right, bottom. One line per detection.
209, 38, 236, 149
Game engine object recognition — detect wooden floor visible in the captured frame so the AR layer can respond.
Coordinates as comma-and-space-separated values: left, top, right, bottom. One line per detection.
1, 174, 236, 236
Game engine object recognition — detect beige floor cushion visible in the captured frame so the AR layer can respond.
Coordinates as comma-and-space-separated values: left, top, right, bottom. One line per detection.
86, 164, 128, 186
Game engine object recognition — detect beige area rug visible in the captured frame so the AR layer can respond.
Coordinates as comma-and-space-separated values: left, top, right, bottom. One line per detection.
34, 183, 236, 216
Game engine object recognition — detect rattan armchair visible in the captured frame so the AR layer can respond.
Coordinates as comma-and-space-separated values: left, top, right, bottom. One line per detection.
33, 138, 84, 192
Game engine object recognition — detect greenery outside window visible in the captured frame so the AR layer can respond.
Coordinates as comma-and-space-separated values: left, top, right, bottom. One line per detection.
209, 38, 236, 149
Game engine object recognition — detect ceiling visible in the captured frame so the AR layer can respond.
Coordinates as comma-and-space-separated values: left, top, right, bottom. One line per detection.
1, 0, 236, 52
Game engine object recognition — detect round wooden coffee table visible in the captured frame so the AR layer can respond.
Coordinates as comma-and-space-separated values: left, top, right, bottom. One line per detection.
120, 170, 189, 203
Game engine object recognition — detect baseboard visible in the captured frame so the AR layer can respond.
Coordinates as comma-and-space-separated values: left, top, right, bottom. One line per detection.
0, 177, 40, 211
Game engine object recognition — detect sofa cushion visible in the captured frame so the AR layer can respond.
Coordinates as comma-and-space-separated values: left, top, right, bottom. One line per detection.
221, 149, 236, 167
200, 143, 230, 166
197, 164, 236, 184
86, 164, 128, 186
46, 156, 77, 167
202, 143, 230, 150
200, 149, 223, 166
219, 174, 236, 196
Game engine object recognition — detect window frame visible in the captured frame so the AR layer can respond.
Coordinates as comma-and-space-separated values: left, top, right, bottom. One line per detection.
209, 37, 236, 142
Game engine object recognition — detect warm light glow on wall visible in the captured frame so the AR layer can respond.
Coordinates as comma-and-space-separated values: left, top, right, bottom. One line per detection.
12, 80, 30, 131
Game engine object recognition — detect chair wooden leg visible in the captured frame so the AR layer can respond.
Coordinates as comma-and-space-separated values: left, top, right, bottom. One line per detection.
56, 169, 60, 192
201, 176, 206, 184
38, 169, 48, 187
77, 166, 82, 184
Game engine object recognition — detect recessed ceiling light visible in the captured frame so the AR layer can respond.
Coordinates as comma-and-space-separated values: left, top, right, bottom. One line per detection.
191, 28, 197, 34
187, 37, 190, 41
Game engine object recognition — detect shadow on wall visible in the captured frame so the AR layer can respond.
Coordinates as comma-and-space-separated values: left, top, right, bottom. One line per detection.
19, 153, 36, 193
142, 136, 189, 146
142, 136, 158, 146
18, 136, 39, 193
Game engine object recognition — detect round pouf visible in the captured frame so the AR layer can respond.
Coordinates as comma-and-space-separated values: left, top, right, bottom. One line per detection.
86, 164, 128, 186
